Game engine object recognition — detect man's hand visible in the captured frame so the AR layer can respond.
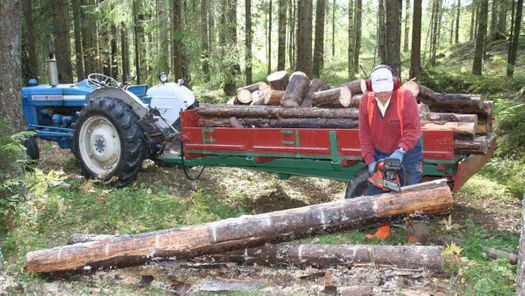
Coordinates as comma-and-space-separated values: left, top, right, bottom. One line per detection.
368, 161, 377, 175
389, 148, 406, 162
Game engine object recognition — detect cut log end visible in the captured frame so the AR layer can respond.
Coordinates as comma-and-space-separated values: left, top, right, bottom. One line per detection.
339, 86, 352, 107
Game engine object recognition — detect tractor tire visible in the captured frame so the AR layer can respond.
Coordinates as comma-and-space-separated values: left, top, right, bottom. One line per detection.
24, 136, 39, 160
73, 98, 144, 186
345, 168, 369, 198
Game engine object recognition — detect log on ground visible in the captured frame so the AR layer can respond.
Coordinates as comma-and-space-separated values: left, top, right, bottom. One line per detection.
207, 243, 444, 272
281, 72, 310, 107
26, 179, 452, 273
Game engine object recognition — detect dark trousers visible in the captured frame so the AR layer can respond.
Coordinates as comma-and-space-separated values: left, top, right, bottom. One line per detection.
367, 142, 423, 196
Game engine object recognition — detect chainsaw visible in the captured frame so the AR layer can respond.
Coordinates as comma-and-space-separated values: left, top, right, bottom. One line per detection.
368, 158, 404, 192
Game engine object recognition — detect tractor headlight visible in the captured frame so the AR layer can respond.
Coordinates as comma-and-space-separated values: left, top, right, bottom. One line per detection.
159, 72, 168, 83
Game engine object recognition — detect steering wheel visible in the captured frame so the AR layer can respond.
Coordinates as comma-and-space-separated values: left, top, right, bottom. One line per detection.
87, 73, 120, 88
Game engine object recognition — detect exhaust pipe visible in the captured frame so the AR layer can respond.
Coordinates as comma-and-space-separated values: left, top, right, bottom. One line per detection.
47, 37, 58, 86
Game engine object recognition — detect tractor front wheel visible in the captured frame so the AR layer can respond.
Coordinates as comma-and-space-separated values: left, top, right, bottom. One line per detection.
73, 98, 144, 186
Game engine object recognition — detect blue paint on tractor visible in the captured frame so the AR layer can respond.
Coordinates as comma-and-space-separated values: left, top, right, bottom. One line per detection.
22, 79, 151, 149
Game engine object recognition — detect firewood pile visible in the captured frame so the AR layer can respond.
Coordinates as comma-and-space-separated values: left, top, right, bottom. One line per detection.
196, 70, 495, 155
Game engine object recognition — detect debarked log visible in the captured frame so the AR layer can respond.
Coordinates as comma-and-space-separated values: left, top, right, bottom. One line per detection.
206, 243, 444, 272
26, 179, 452, 273
199, 117, 359, 128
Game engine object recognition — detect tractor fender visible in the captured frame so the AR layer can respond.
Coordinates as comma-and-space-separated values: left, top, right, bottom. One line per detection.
87, 87, 149, 119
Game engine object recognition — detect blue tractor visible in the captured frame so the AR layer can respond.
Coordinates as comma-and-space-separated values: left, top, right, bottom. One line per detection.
22, 56, 196, 186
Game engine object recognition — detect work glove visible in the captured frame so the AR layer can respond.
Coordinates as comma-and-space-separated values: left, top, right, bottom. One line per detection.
367, 161, 377, 175
389, 148, 406, 162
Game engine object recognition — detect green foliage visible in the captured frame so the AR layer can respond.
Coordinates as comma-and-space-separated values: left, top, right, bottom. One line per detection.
479, 158, 525, 198
495, 97, 525, 160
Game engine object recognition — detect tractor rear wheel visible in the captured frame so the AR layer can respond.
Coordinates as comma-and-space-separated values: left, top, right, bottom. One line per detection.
73, 98, 144, 186
345, 168, 369, 198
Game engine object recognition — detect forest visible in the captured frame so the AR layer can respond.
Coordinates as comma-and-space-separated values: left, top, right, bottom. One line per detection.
0, 0, 524, 294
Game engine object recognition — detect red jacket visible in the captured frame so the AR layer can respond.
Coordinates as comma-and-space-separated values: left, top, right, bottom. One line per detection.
359, 89, 421, 165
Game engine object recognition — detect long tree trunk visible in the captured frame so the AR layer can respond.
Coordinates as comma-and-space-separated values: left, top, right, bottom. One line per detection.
52, 0, 74, 83
385, 0, 402, 75
26, 180, 453, 273
497, 0, 508, 35
21, 0, 39, 81
353, 0, 362, 74
277, 0, 287, 70
489, 0, 498, 39
332, 0, 336, 56
172, 0, 184, 81
71, 0, 84, 81
120, 24, 130, 83
110, 25, 118, 78
288, 0, 296, 70
403, 0, 411, 52
244, 0, 252, 84
312, 0, 325, 78
0, 0, 23, 133
455, 0, 461, 43
472, 0, 488, 75
409, 0, 422, 79
469, 0, 476, 41
507, 0, 523, 77
267, 0, 272, 75
157, 0, 169, 76
377, 0, 386, 63
297, 0, 313, 76
348, 0, 355, 78
202, 0, 211, 81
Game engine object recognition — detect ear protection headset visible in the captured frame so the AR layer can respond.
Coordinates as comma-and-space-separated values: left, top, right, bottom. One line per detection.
365, 64, 401, 91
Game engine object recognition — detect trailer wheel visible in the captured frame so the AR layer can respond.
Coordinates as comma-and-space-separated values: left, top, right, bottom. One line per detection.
345, 168, 369, 198
73, 98, 144, 186
24, 136, 39, 160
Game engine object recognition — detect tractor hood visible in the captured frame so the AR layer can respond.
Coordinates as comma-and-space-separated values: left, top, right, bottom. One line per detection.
147, 83, 196, 125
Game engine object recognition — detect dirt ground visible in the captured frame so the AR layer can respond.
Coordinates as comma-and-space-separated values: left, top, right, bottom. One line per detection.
2, 140, 521, 295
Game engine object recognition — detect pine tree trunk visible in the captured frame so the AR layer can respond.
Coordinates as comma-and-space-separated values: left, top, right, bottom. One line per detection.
353, 0, 362, 74
312, 0, 325, 78
202, 0, 211, 82
297, 0, 313, 76
267, 0, 272, 75
455, 0, 461, 43
403, 0, 411, 52
490, 0, 498, 39
385, 0, 401, 75
110, 25, 118, 79
208, 1, 215, 54
244, 0, 252, 84
0, 0, 23, 133
71, 0, 84, 81
172, 0, 184, 81
469, 0, 476, 41
120, 24, 130, 83
157, 0, 169, 76
377, 0, 386, 63
332, 0, 336, 56
347, 0, 355, 78
497, 0, 508, 35
21, 0, 39, 81
277, 0, 287, 70
507, 0, 523, 77
472, 0, 488, 75
409, 0, 422, 79
52, 0, 74, 83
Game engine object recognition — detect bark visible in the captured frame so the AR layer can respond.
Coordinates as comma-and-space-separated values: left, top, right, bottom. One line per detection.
267, 71, 289, 90
196, 104, 360, 119
208, 243, 444, 272
353, 0, 362, 74
507, 0, 523, 77
482, 247, 518, 264
281, 72, 310, 107
472, 0, 488, 75
71, 0, 84, 81
348, 0, 355, 78
26, 179, 453, 273
385, 0, 402, 76
330, 79, 365, 95
312, 0, 325, 78
455, 136, 490, 155
297, 0, 313, 76
120, 25, 130, 83
244, 0, 252, 84
420, 113, 478, 123
421, 121, 476, 140
110, 25, 118, 78
277, 0, 287, 70
409, 0, 422, 79
235, 83, 264, 104
403, 0, 411, 52
199, 117, 359, 128
497, 0, 507, 35
455, 0, 461, 44
516, 197, 525, 294
267, 0, 272, 75
0, 0, 23, 133
332, 0, 336, 56
302, 79, 330, 107
490, 0, 498, 39
52, 0, 74, 83
377, 0, 386, 63
172, 0, 184, 80
157, 0, 169, 78
469, 0, 476, 41
310, 87, 352, 108
429, 0, 441, 66
21, 0, 38, 81
262, 89, 285, 105
288, 0, 296, 70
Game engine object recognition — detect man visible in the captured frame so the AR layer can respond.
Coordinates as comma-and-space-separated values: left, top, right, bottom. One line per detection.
358, 64, 423, 239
